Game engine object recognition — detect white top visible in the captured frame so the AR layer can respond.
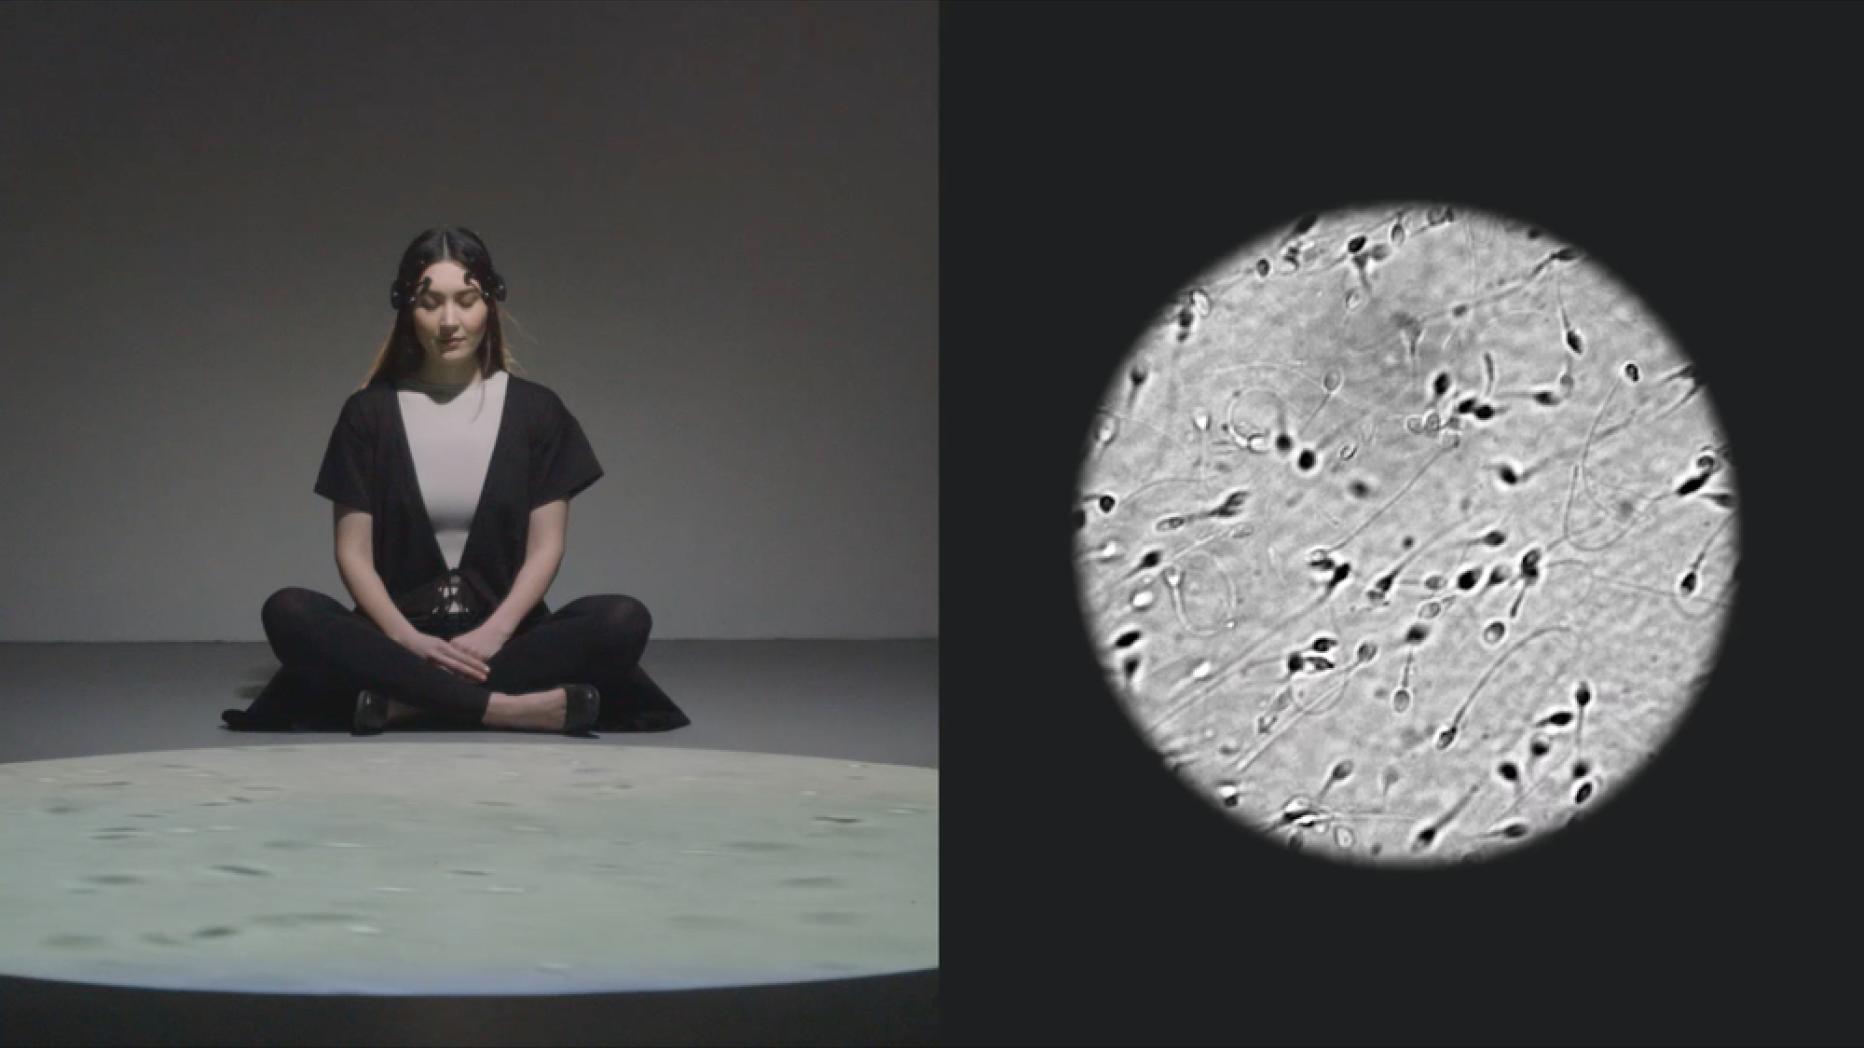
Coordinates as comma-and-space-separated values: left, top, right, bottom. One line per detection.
395, 368, 509, 577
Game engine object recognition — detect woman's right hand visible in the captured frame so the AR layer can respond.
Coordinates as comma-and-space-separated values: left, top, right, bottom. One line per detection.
398, 631, 490, 683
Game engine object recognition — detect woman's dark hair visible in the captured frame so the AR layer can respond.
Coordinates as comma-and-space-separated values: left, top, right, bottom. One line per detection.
357, 226, 528, 391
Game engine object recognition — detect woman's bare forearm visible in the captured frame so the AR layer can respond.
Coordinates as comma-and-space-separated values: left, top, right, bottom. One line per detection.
336, 555, 421, 646
484, 546, 561, 637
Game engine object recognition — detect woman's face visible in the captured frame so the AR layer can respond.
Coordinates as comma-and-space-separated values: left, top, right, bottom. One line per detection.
409, 260, 489, 362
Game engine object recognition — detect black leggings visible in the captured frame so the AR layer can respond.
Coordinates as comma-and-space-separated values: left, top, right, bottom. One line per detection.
239, 587, 689, 732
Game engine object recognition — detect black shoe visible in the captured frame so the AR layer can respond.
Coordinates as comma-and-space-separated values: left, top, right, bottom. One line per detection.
222, 707, 292, 731
353, 690, 390, 735
563, 684, 600, 736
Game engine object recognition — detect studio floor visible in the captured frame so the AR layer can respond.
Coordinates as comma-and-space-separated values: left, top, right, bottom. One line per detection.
0, 640, 939, 769
0, 639, 938, 1047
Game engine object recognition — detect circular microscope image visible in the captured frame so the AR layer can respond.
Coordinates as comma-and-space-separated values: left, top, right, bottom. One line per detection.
1074, 202, 1737, 865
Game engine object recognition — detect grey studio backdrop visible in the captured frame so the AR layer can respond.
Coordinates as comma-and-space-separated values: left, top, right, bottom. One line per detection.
0, 1, 937, 642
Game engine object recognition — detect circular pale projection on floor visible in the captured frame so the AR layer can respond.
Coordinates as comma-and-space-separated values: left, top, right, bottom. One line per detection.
0, 744, 936, 993
1074, 202, 1737, 866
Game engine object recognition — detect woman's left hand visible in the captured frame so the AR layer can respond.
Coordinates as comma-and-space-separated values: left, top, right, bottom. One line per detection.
447, 623, 512, 675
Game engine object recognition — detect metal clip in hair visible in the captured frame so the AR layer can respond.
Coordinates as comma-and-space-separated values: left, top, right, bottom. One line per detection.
477, 271, 508, 303
389, 275, 433, 312
389, 270, 505, 310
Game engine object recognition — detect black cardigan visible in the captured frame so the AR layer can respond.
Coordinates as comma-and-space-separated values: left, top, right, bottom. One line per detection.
314, 370, 603, 633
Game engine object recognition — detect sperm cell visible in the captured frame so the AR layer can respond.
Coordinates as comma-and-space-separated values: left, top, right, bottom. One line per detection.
1143, 588, 1337, 736
1495, 757, 1523, 790
1569, 681, 1594, 768
1170, 305, 1197, 343
1126, 361, 1150, 405
1268, 791, 1363, 852
1503, 549, 1543, 619
1120, 655, 1142, 687
1091, 407, 1196, 462
1512, 378, 1678, 484
1314, 758, 1356, 805
1212, 780, 1246, 808
1206, 488, 1250, 519
1436, 625, 1587, 751
1655, 514, 1739, 618
1370, 508, 1522, 613
1226, 661, 1366, 779
1165, 548, 1246, 634
1286, 797, 1417, 852
1318, 441, 1459, 555
1081, 537, 1176, 620
1325, 559, 1354, 592
1207, 362, 1400, 433
1557, 382, 1673, 554
1550, 277, 1586, 355
1476, 818, 1533, 843
1484, 750, 1564, 827
1654, 363, 1704, 413
1090, 414, 1121, 458
1297, 367, 1350, 432
1280, 242, 1305, 273
1684, 515, 1734, 586
1256, 683, 1298, 727
1410, 779, 1483, 853
1219, 386, 1294, 456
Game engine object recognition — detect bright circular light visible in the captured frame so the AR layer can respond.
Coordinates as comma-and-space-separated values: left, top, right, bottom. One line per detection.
0, 743, 937, 992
